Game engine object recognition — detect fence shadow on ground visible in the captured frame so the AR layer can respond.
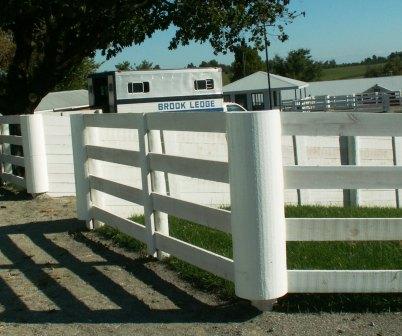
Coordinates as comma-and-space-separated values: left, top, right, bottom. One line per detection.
0, 217, 258, 324
0, 186, 31, 202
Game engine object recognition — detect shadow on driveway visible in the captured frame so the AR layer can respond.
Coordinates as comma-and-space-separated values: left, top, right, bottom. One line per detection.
0, 217, 258, 324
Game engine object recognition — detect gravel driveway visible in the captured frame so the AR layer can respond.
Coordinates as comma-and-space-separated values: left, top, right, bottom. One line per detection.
0, 186, 400, 335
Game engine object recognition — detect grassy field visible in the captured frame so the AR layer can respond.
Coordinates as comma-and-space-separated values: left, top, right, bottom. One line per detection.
320, 63, 384, 81
95, 205, 402, 312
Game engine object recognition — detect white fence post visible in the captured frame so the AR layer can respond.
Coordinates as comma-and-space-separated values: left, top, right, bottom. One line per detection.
348, 136, 360, 206
382, 93, 390, 112
20, 114, 49, 195
70, 114, 92, 228
86, 125, 105, 228
139, 114, 169, 259
392, 136, 402, 208
292, 135, 311, 205
340, 136, 360, 206
227, 109, 287, 308
149, 129, 170, 259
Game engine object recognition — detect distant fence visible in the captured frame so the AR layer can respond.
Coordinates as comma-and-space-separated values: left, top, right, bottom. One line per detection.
282, 91, 402, 112
71, 111, 402, 307
0, 114, 48, 194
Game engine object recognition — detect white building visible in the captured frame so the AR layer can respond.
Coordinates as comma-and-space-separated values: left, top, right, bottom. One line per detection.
34, 90, 89, 113
223, 71, 308, 110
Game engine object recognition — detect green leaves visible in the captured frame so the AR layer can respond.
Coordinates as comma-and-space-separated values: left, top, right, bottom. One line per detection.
0, 0, 299, 114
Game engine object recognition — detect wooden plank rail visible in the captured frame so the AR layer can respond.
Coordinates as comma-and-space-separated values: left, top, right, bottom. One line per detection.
146, 112, 226, 133
148, 153, 229, 183
0, 115, 21, 125
282, 112, 402, 136
1, 173, 26, 188
285, 166, 402, 189
89, 175, 144, 205
86, 145, 140, 167
152, 192, 231, 233
287, 218, 402, 241
84, 113, 142, 129
288, 270, 402, 293
0, 135, 23, 145
91, 206, 147, 243
0, 154, 25, 167
155, 232, 234, 281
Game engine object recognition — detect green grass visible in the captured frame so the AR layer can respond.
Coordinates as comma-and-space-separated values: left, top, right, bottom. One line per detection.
320, 63, 384, 81
95, 205, 402, 312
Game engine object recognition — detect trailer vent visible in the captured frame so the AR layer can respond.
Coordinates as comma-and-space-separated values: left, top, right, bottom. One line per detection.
194, 79, 214, 90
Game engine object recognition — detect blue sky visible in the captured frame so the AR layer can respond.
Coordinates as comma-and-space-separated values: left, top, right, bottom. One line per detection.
96, 0, 402, 71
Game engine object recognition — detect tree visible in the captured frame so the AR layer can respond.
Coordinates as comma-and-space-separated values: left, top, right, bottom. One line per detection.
0, 30, 15, 95
0, 30, 14, 73
321, 59, 336, 68
55, 57, 99, 91
115, 61, 134, 71
270, 55, 287, 76
199, 60, 220, 68
271, 49, 321, 81
135, 60, 160, 70
282, 49, 321, 81
0, 1, 297, 115
231, 43, 265, 81
383, 53, 402, 76
365, 65, 382, 78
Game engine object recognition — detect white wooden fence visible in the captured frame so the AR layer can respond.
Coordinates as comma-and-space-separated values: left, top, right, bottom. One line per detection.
0, 115, 25, 188
71, 110, 402, 308
282, 91, 402, 112
0, 114, 49, 194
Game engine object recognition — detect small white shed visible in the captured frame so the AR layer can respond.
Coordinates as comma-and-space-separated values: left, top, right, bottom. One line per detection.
223, 71, 308, 110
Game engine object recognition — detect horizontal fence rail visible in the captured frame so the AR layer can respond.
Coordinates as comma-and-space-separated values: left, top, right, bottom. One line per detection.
282, 112, 402, 136
287, 218, 402, 241
0, 154, 25, 167
70, 110, 402, 308
0, 135, 23, 145
146, 111, 226, 133
149, 153, 229, 183
91, 206, 147, 243
86, 145, 140, 167
285, 166, 402, 189
1, 173, 26, 187
152, 192, 231, 233
89, 175, 144, 205
84, 113, 142, 129
288, 270, 402, 293
0, 115, 21, 125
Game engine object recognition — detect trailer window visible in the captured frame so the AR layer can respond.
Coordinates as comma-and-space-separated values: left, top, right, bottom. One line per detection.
128, 82, 150, 93
194, 79, 214, 90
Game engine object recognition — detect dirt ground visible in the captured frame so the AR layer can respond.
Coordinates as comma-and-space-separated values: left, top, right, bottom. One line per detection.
0, 186, 400, 336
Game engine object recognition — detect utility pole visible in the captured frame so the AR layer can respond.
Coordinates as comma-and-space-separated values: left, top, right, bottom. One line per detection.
263, 24, 273, 110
